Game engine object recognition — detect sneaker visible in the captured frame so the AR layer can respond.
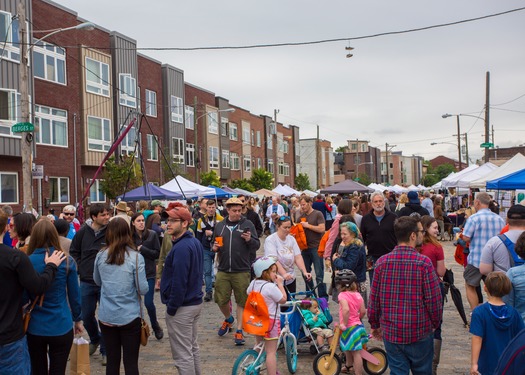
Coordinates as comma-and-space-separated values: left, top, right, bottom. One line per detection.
101, 355, 107, 366
153, 325, 164, 340
218, 317, 234, 336
234, 330, 245, 346
89, 342, 99, 356
204, 291, 213, 302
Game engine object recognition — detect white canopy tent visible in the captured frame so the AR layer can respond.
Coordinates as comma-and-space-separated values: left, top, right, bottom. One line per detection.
442, 163, 498, 189
272, 184, 301, 196
441, 165, 479, 188
301, 189, 318, 197
161, 175, 215, 198
469, 153, 525, 189
407, 184, 420, 191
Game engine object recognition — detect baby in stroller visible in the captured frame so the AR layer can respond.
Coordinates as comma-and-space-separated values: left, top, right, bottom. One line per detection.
300, 298, 334, 350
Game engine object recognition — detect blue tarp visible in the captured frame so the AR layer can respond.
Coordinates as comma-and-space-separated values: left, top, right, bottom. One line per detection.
486, 168, 525, 190
204, 186, 232, 199
117, 183, 184, 201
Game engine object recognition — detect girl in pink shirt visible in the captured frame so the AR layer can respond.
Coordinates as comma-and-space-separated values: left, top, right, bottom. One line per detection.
336, 270, 368, 374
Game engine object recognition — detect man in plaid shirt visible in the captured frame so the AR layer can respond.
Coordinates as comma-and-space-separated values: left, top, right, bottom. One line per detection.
368, 216, 442, 374
462, 192, 505, 311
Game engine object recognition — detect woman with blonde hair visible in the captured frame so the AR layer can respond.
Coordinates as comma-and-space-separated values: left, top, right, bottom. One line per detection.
395, 193, 408, 213
25, 220, 83, 375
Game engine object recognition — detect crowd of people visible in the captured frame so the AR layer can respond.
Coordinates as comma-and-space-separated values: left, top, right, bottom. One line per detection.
1, 189, 525, 375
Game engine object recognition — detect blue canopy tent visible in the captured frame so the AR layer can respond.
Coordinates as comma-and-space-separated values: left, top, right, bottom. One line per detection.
117, 183, 184, 201
486, 168, 525, 190
204, 186, 231, 199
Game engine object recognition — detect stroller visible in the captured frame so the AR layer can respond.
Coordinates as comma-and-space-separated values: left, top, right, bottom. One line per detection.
283, 290, 333, 355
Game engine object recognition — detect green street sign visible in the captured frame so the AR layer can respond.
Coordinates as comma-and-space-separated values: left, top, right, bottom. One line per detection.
12, 122, 34, 133
480, 142, 494, 148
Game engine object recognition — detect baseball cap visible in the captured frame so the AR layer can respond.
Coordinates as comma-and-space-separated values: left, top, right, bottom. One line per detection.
507, 204, 525, 220
151, 200, 164, 208
166, 207, 192, 222
407, 191, 420, 204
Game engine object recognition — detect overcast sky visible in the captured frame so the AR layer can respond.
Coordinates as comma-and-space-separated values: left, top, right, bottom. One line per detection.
55, 0, 525, 163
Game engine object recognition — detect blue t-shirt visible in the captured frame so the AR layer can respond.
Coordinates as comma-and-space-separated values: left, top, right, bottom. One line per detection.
470, 302, 525, 375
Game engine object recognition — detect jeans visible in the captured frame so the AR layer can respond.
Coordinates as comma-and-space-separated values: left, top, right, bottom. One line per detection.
384, 333, 434, 375
80, 282, 106, 355
166, 304, 203, 375
301, 247, 327, 299
368, 255, 380, 286
202, 247, 215, 293
0, 336, 31, 375
27, 329, 74, 375
99, 317, 141, 375
145, 278, 159, 328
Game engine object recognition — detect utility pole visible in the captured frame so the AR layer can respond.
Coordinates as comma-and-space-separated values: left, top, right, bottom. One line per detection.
385, 143, 389, 185
484, 71, 490, 163
316, 125, 321, 189
455, 115, 462, 171
491, 125, 495, 146
18, 2, 33, 212
355, 139, 359, 180
464, 133, 469, 166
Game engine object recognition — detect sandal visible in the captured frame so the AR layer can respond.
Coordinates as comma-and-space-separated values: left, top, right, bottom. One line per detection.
340, 364, 353, 373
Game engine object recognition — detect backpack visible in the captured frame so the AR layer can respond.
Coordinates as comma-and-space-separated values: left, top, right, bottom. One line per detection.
498, 234, 525, 267
494, 327, 525, 374
243, 282, 272, 336
318, 231, 330, 258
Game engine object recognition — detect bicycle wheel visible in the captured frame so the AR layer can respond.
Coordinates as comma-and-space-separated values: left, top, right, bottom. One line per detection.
232, 349, 260, 375
312, 351, 341, 375
363, 347, 388, 375
285, 335, 298, 373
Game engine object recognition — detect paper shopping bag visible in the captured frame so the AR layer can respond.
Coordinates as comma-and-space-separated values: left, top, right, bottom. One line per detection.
70, 337, 90, 375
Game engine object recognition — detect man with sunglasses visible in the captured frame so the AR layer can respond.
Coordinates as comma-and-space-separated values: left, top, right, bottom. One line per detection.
60, 205, 80, 240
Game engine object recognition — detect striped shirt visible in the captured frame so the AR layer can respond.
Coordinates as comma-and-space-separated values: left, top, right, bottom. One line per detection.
463, 208, 505, 268
368, 245, 442, 344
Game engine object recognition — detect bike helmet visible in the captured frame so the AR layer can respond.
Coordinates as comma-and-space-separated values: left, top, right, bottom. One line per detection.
253, 256, 278, 278
334, 269, 357, 286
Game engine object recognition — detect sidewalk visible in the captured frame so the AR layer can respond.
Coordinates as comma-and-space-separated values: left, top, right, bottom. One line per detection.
83, 239, 472, 374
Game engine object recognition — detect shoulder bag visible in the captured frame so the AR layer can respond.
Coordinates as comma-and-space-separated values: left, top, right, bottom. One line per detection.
23, 295, 44, 333
135, 252, 150, 346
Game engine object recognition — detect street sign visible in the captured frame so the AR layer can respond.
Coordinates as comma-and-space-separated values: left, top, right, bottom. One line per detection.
12, 122, 34, 133
32, 164, 44, 179
480, 142, 494, 148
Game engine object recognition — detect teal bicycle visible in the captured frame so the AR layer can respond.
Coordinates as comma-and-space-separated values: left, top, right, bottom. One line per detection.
232, 299, 310, 375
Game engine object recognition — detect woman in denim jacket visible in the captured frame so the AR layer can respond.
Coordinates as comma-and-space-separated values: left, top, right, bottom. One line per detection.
26, 219, 83, 375
504, 232, 525, 323
94, 218, 148, 375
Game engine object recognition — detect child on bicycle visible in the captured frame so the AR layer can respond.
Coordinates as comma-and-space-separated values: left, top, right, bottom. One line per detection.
336, 269, 368, 375
247, 256, 287, 375
300, 298, 334, 350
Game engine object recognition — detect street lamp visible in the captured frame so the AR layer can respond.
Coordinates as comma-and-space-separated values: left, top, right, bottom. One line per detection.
441, 114, 464, 171
18, 3, 95, 212
443, 112, 488, 165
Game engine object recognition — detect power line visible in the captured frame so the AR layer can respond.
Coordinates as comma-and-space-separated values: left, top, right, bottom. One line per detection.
492, 93, 525, 106
490, 107, 525, 114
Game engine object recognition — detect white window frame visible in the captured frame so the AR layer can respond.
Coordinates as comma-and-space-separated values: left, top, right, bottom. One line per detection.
172, 137, 184, 164
251, 130, 255, 146
186, 143, 195, 167
209, 146, 219, 169
284, 163, 290, 176
120, 125, 137, 156
243, 155, 251, 172
208, 112, 218, 134
283, 140, 289, 154
147, 134, 158, 161
33, 41, 66, 85
229, 123, 238, 141
0, 172, 18, 204
0, 89, 21, 136
85, 57, 110, 97
0, 11, 20, 63
256, 131, 261, 147
267, 134, 273, 149
34, 104, 68, 147
220, 117, 228, 136
89, 179, 106, 203
118, 74, 136, 108
185, 105, 194, 130
230, 153, 240, 170
170, 95, 183, 123
242, 125, 250, 145
257, 158, 262, 169
267, 159, 274, 174
278, 162, 284, 175
49, 177, 69, 204
222, 150, 230, 169
87, 116, 111, 152
145, 89, 157, 117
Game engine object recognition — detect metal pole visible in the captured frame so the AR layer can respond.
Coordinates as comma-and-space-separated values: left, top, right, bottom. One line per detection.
385, 143, 389, 185
456, 115, 462, 170
464, 132, 469, 167
485, 71, 490, 163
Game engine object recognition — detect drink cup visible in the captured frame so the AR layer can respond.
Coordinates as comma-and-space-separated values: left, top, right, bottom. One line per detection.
216, 236, 223, 247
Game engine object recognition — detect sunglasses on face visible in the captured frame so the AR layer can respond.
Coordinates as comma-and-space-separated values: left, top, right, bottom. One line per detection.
63, 212, 75, 216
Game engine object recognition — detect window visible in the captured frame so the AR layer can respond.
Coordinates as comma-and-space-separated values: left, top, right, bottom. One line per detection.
172, 137, 184, 164
283, 141, 289, 154
0, 89, 21, 135
222, 150, 230, 169
50, 177, 69, 203
0, 12, 20, 62
229, 123, 238, 140
283, 163, 290, 176
267, 134, 273, 149
145, 90, 157, 117
119, 74, 136, 108
87, 116, 111, 151
121, 125, 138, 156
35, 105, 67, 147
0, 172, 18, 203
361, 143, 366, 152
209, 146, 219, 169
220, 117, 228, 136
89, 179, 106, 203
278, 162, 284, 175
256, 131, 261, 147
351, 143, 357, 151
147, 134, 158, 161
267, 159, 274, 174
230, 153, 240, 170
208, 112, 218, 134
242, 125, 250, 144
185, 106, 194, 129
33, 42, 66, 85
251, 130, 255, 146
243, 155, 251, 172
85, 57, 110, 96
186, 143, 195, 167
170, 96, 183, 123
257, 158, 262, 169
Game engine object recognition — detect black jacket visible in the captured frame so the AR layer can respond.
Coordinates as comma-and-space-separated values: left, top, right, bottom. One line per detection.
245, 209, 263, 237
133, 229, 160, 279
360, 210, 397, 258
397, 204, 430, 218
70, 223, 107, 284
